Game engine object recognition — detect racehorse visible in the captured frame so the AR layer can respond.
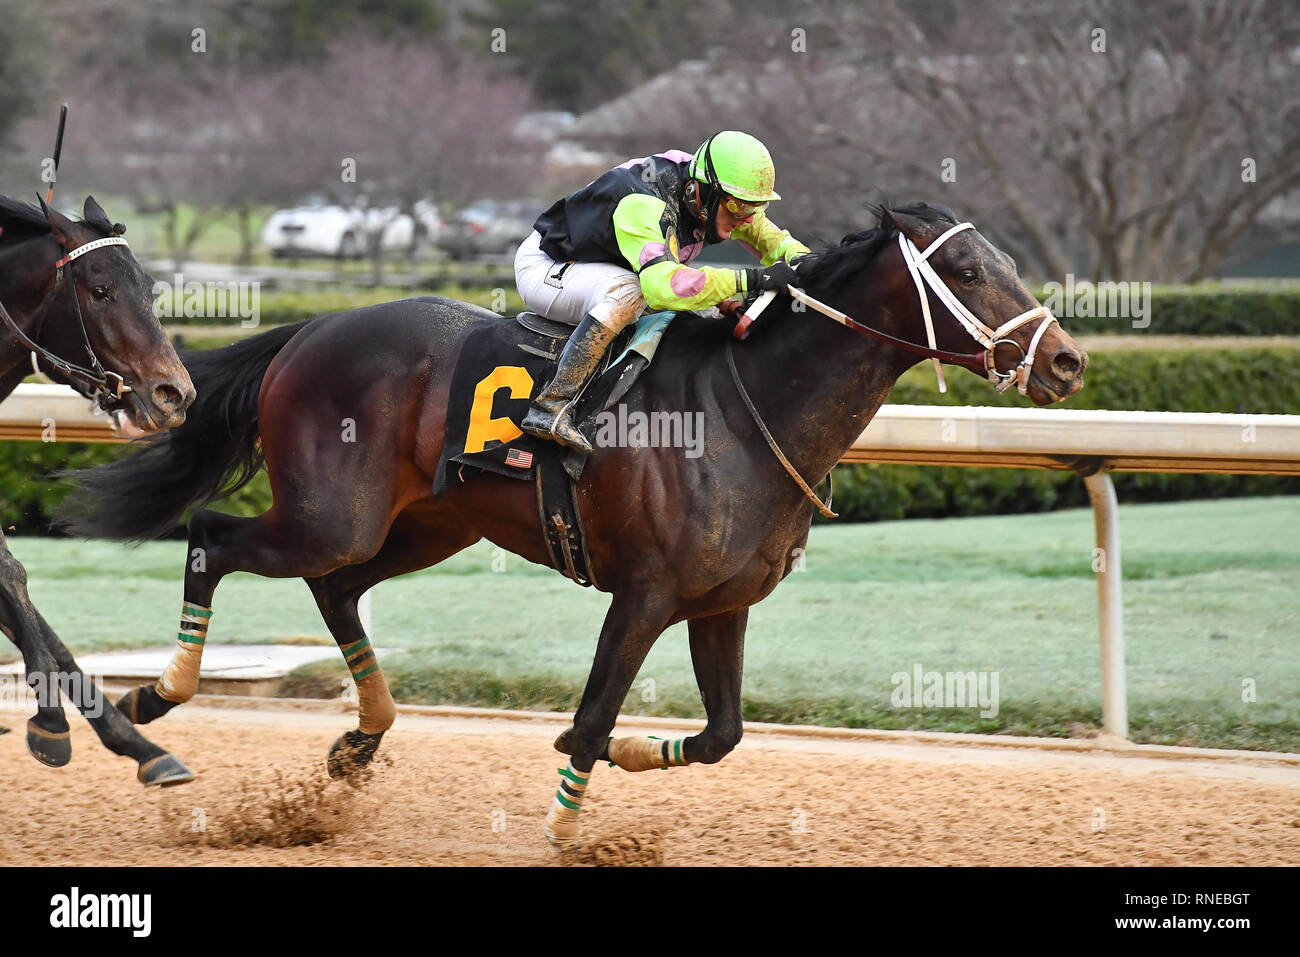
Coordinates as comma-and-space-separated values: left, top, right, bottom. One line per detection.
57, 201, 1087, 846
0, 195, 196, 785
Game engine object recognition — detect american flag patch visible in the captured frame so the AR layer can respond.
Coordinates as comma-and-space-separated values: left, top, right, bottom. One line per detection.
505, 448, 533, 469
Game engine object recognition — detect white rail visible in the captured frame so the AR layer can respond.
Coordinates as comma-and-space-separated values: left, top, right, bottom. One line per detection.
10, 384, 1300, 738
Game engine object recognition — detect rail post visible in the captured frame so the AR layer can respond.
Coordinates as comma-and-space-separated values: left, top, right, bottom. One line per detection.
1084, 468, 1127, 739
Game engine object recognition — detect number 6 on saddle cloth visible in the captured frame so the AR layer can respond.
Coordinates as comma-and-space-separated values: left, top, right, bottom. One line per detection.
432, 308, 678, 586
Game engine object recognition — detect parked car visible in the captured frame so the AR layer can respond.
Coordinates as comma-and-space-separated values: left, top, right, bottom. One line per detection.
261, 198, 443, 259
435, 199, 546, 260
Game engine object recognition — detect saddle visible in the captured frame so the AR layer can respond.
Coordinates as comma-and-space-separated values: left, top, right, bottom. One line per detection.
432, 309, 680, 587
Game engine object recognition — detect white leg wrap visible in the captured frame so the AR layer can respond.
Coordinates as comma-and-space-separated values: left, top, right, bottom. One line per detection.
156, 602, 210, 703
356, 672, 396, 735
608, 735, 690, 772
544, 760, 591, 850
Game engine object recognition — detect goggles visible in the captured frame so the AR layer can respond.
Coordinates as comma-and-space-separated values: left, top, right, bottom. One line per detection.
722, 194, 767, 219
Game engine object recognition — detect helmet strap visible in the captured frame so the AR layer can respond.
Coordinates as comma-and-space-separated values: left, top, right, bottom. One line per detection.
690, 133, 726, 244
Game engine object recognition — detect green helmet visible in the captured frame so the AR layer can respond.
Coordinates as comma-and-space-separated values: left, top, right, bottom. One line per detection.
689, 131, 782, 202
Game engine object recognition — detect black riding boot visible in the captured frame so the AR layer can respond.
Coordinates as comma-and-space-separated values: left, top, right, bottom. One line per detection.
521, 313, 617, 454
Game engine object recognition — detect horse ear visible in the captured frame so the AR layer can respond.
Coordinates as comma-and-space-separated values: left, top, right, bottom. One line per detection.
37, 192, 78, 247
84, 195, 109, 226
886, 209, 940, 247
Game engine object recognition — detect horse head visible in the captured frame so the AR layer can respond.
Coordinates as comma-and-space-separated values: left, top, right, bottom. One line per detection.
879, 202, 1087, 405
1, 195, 195, 430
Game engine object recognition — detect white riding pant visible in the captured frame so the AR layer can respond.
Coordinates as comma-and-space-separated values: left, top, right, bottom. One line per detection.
514, 230, 647, 332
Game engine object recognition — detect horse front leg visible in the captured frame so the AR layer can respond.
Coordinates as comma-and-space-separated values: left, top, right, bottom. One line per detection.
0, 534, 71, 767
0, 533, 193, 785
574, 608, 748, 772
36, 609, 194, 785
544, 587, 675, 851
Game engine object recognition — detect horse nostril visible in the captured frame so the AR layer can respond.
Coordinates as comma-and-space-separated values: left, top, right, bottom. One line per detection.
1052, 351, 1083, 379
152, 383, 184, 411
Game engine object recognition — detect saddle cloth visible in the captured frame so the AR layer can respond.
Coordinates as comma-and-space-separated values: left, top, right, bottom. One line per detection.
431, 309, 681, 588
432, 310, 677, 495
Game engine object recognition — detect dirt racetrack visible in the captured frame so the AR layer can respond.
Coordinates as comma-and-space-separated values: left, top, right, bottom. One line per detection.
3, 698, 1299, 866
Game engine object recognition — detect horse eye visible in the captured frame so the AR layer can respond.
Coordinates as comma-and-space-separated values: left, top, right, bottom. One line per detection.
960, 270, 978, 285
92, 285, 110, 301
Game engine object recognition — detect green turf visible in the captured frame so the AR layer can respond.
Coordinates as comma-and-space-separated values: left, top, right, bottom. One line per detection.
7, 496, 1298, 751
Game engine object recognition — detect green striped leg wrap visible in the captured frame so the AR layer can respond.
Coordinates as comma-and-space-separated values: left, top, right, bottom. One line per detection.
340, 636, 396, 734
544, 760, 591, 849
157, 602, 211, 703
340, 637, 379, 682
178, 602, 211, 645
660, 737, 690, 768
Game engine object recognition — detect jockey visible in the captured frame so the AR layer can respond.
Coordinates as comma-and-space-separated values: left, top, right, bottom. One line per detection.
515, 130, 809, 453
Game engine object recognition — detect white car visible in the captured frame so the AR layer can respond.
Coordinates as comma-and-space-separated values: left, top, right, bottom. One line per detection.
260, 199, 443, 259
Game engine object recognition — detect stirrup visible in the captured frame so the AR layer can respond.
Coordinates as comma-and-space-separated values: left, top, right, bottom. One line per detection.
549, 406, 593, 454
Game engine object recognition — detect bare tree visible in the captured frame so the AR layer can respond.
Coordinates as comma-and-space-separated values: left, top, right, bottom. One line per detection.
571, 0, 1300, 283
310, 40, 542, 281
60, 38, 540, 275
855, 0, 1300, 281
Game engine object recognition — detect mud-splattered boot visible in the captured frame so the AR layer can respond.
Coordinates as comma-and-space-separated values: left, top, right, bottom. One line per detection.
520, 313, 616, 454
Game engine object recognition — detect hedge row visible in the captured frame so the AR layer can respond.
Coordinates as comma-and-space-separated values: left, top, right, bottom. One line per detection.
3, 346, 1297, 534
889, 345, 1300, 413
828, 345, 1300, 521
159, 285, 1300, 336
1029, 285, 1299, 337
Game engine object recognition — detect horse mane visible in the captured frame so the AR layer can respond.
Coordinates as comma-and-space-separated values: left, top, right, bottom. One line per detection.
0, 194, 118, 246
659, 200, 959, 345
794, 200, 959, 296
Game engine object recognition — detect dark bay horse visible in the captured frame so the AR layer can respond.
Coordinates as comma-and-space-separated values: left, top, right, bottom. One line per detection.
58, 202, 1086, 846
0, 195, 196, 785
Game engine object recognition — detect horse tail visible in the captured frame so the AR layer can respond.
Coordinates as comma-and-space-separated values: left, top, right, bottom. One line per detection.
54, 321, 309, 541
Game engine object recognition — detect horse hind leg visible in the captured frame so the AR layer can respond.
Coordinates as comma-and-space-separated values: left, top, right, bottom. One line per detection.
117, 510, 233, 727
307, 511, 481, 778
121, 484, 400, 727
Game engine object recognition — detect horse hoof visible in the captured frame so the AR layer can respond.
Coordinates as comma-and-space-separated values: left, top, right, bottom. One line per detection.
0, 724, 10, 735
117, 685, 175, 725
553, 729, 573, 754
326, 730, 384, 778
137, 753, 196, 787
544, 826, 583, 852
26, 719, 71, 767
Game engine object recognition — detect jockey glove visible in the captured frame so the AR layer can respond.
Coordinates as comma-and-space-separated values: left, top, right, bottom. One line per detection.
745, 260, 799, 294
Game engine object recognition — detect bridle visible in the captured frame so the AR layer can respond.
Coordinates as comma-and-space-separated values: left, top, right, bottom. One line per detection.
727, 218, 1061, 519
735, 221, 1059, 397
0, 233, 135, 409
894, 221, 1057, 396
